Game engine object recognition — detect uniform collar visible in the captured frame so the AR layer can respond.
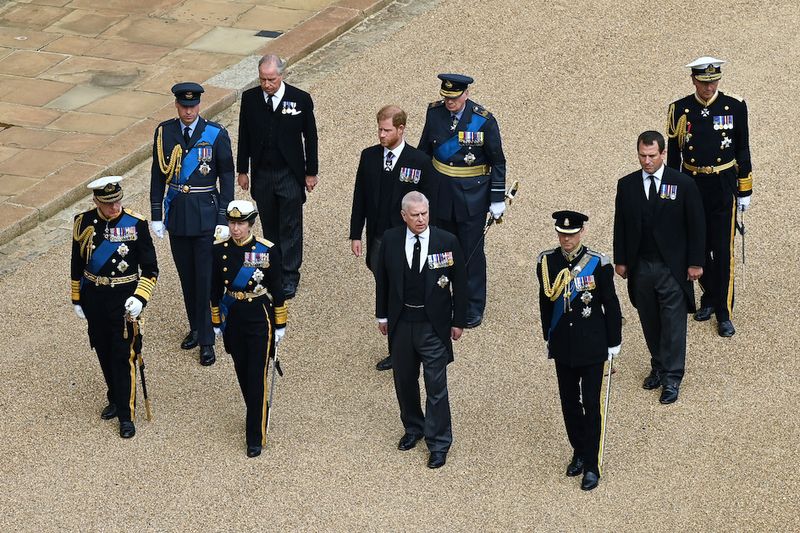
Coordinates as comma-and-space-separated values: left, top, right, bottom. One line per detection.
561, 243, 585, 263
232, 234, 254, 247
694, 90, 719, 107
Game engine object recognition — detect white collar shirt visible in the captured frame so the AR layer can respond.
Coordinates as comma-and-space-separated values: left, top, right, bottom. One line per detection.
263, 81, 286, 111
405, 227, 429, 272
383, 140, 406, 171
642, 164, 665, 199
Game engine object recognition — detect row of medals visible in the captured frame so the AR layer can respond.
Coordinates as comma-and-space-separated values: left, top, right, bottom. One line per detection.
451, 117, 477, 166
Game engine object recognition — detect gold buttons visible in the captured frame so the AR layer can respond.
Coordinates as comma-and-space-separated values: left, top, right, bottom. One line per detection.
724, 106, 729, 110
224, 243, 228, 247
717, 158, 722, 162
222, 255, 227, 260
684, 108, 689, 113
251, 246, 256, 250
248, 281, 253, 285
112, 259, 116, 263
691, 158, 696, 163
223, 267, 227, 272
247, 298, 253, 302
224, 280, 229, 285
688, 146, 694, 151
111, 272, 115, 276
692, 171, 698, 176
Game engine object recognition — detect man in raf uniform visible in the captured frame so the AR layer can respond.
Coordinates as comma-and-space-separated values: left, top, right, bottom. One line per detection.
536, 211, 622, 491
418, 74, 506, 328
150, 82, 234, 365
71, 176, 158, 438
667, 57, 753, 337
350, 105, 435, 371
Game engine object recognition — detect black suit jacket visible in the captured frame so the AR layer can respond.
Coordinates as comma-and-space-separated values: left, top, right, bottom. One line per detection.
613, 166, 706, 311
349, 143, 436, 269
237, 83, 319, 186
375, 226, 467, 361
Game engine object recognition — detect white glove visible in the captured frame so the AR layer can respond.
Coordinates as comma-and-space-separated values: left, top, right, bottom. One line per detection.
214, 225, 230, 239
213, 327, 222, 337
124, 297, 143, 319
608, 345, 621, 358
489, 201, 506, 220
74, 304, 86, 320
737, 196, 751, 211
274, 327, 286, 344
151, 221, 165, 239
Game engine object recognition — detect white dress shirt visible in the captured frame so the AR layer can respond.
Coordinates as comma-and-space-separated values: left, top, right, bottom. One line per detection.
181, 116, 200, 139
263, 81, 286, 111
405, 226, 429, 272
642, 164, 665, 199
383, 140, 406, 171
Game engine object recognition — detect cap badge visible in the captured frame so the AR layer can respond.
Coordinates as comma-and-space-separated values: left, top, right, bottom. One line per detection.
104, 184, 115, 192
444, 80, 453, 88
185, 91, 193, 99
230, 207, 242, 218
705, 65, 715, 73
564, 217, 570, 226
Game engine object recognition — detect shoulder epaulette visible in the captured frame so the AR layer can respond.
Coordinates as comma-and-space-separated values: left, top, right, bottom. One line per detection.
159, 117, 178, 127
537, 248, 558, 264
724, 92, 745, 102
587, 249, 611, 266
124, 208, 146, 221
473, 105, 491, 118
256, 236, 275, 247
429, 100, 444, 108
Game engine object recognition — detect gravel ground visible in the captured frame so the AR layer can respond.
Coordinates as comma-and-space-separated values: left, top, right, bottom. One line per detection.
1, 0, 799, 531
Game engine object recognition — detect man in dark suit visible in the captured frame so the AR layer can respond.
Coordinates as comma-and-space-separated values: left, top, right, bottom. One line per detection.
613, 131, 706, 404
349, 105, 435, 371
237, 54, 319, 299
418, 73, 506, 328
375, 191, 467, 469
150, 82, 234, 366
537, 210, 622, 491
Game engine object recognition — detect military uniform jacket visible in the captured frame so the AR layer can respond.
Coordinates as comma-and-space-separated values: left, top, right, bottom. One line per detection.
537, 245, 622, 367
150, 117, 235, 236
418, 99, 506, 218
667, 91, 753, 197
71, 207, 158, 306
210, 235, 287, 329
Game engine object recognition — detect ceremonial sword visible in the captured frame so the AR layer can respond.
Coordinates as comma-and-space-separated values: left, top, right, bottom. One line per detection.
465, 180, 520, 265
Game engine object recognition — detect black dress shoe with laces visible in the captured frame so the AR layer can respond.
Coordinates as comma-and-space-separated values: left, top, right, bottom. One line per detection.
693, 306, 714, 322
660, 384, 679, 404
581, 471, 599, 491
181, 330, 198, 350
398, 433, 423, 451
566, 454, 585, 477
427, 451, 447, 469
718, 320, 736, 337
375, 356, 392, 371
199, 345, 216, 366
247, 445, 262, 458
100, 403, 117, 420
465, 316, 482, 329
119, 420, 136, 439
642, 371, 662, 390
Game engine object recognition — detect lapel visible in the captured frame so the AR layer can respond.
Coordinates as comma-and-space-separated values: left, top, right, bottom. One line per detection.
373, 145, 388, 209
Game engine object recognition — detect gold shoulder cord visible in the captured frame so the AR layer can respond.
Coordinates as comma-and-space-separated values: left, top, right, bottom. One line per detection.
541, 255, 571, 302
73, 214, 94, 261
156, 126, 183, 184
666, 103, 688, 150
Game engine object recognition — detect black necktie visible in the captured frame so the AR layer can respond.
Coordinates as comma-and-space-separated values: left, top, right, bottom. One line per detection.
183, 126, 191, 145
266, 94, 274, 112
648, 175, 657, 208
412, 235, 421, 273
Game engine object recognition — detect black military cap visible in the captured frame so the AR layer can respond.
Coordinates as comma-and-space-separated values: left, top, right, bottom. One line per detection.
171, 82, 204, 106
226, 200, 258, 223
438, 73, 474, 98
87, 175, 124, 203
552, 210, 588, 234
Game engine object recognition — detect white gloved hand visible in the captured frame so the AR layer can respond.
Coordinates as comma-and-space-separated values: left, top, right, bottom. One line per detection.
74, 304, 86, 320
274, 327, 286, 345
213, 327, 222, 337
214, 225, 230, 239
737, 196, 751, 211
151, 221, 165, 239
608, 344, 621, 358
489, 201, 506, 220
124, 297, 143, 319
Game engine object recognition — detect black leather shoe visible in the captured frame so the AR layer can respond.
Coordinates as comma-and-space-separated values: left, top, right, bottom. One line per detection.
427, 451, 447, 469
581, 471, 599, 491
465, 316, 482, 329
660, 384, 679, 404
199, 345, 216, 366
693, 306, 714, 322
718, 320, 736, 337
566, 454, 585, 477
100, 403, 117, 420
119, 420, 135, 439
398, 433, 423, 451
642, 371, 662, 390
283, 285, 296, 299
375, 356, 392, 371
247, 445, 262, 458
180, 330, 198, 350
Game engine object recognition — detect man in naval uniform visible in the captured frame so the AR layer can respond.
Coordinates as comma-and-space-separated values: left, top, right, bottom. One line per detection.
150, 82, 234, 366
666, 57, 753, 337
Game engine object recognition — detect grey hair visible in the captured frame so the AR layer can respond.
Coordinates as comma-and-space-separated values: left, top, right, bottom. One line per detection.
258, 54, 286, 74
401, 191, 429, 211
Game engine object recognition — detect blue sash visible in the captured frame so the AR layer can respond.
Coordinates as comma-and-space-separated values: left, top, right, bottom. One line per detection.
548, 255, 600, 337
86, 213, 137, 275
163, 123, 221, 224
434, 113, 487, 162
218, 240, 269, 331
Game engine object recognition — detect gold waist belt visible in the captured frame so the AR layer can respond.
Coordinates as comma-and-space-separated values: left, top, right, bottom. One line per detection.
432, 158, 490, 178
84, 271, 139, 287
226, 288, 272, 301
168, 184, 216, 193
682, 160, 736, 175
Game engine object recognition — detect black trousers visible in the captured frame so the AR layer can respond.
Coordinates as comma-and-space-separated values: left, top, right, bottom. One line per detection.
438, 214, 486, 322
169, 234, 214, 346
252, 167, 304, 290
555, 360, 605, 475
633, 258, 688, 386
391, 319, 452, 453
222, 299, 276, 447
693, 173, 737, 322
82, 285, 137, 422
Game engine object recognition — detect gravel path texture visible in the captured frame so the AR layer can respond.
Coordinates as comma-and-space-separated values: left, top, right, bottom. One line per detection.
1, 0, 798, 531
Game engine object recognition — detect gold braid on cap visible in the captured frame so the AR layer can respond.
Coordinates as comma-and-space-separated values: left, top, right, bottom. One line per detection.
667, 103, 688, 150
156, 125, 183, 184
540, 255, 572, 302
72, 214, 94, 261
